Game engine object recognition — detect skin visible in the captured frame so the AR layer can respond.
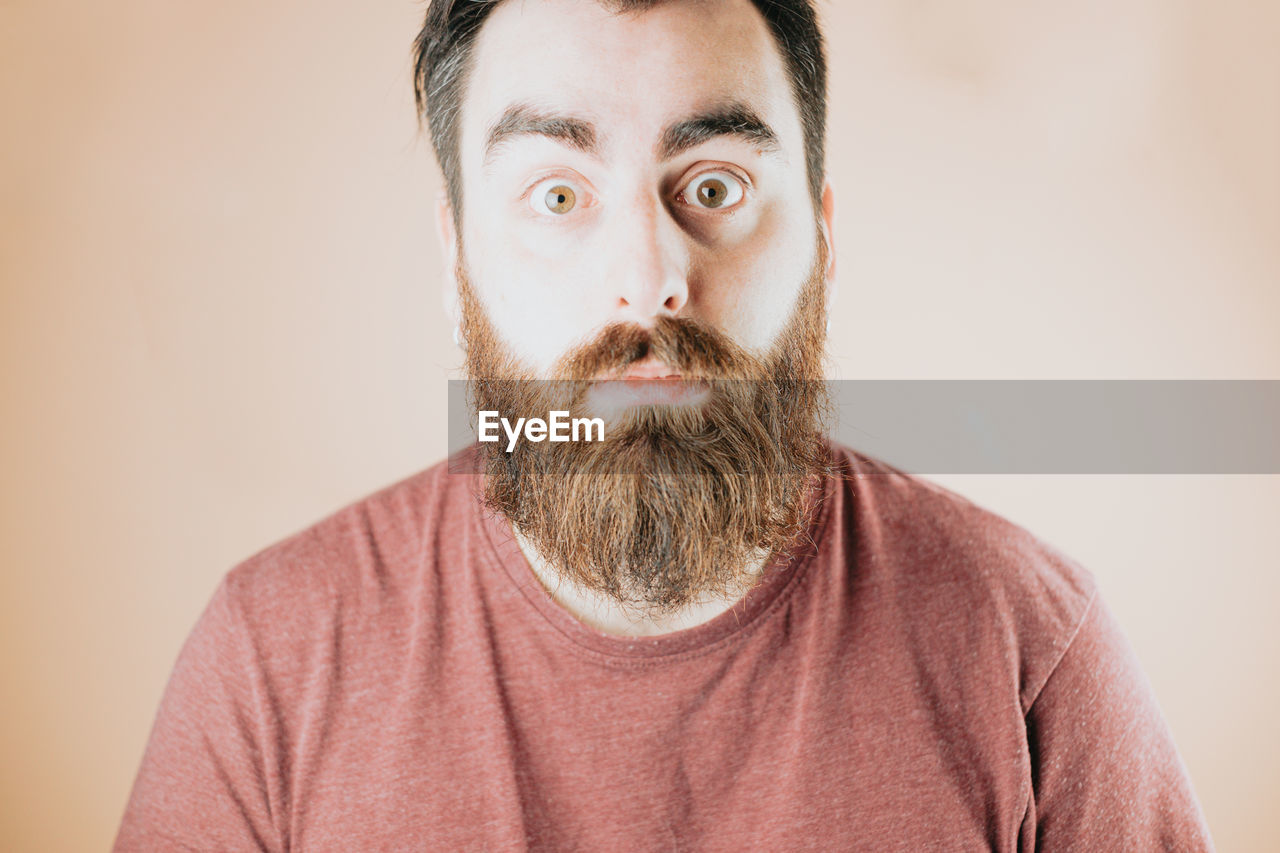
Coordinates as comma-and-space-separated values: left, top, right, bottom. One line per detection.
435, 0, 837, 635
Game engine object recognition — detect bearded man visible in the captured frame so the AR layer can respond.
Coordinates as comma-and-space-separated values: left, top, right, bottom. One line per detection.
115, 1, 1214, 849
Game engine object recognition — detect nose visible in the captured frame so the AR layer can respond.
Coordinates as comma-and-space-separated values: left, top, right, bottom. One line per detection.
608, 191, 689, 326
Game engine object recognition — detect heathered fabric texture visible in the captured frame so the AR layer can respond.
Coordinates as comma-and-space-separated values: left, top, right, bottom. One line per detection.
114, 444, 1213, 851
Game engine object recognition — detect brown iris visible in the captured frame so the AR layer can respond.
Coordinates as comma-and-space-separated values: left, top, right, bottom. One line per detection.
544, 185, 576, 214
696, 178, 729, 208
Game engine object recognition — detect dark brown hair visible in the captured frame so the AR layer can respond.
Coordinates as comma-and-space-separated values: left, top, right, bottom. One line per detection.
411, 0, 827, 221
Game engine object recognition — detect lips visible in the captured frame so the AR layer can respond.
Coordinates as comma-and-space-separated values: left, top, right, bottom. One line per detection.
588, 359, 710, 411
606, 358, 685, 381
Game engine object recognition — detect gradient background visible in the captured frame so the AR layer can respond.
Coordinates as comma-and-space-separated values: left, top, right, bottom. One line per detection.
2, 0, 1277, 849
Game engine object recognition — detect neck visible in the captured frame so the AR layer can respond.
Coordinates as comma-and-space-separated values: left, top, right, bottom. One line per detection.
513, 531, 770, 637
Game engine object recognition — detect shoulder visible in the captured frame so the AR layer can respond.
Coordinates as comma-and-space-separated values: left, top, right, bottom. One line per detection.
214, 453, 483, 665
826, 442, 1099, 710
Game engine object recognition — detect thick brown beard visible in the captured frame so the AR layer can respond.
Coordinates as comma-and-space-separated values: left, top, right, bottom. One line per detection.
459, 237, 833, 617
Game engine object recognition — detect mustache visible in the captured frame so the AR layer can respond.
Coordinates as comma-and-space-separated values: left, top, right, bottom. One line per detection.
551, 316, 767, 382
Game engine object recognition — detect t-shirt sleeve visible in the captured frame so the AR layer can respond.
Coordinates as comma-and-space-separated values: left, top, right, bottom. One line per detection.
1023, 588, 1214, 850
113, 574, 286, 852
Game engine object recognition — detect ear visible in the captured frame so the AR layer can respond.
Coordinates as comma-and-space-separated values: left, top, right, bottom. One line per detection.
819, 179, 837, 313
435, 191, 461, 339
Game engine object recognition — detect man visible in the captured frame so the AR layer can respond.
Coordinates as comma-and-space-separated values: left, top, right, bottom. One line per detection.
115, 0, 1214, 849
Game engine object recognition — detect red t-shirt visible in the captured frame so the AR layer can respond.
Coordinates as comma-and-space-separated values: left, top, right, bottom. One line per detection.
114, 443, 1213, 850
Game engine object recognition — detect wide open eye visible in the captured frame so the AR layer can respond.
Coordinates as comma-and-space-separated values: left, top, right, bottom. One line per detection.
529, 178, 580, 216
681, 170, 746, 210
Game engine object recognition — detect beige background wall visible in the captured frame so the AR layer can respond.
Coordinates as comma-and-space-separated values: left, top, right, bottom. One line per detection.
2, 0, 1276, 849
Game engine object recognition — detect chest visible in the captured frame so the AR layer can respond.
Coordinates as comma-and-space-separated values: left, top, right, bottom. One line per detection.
284, 632, 1032, 851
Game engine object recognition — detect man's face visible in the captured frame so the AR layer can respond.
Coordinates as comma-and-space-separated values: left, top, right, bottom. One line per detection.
442, 0, 834, 615
448, 0, 829, 375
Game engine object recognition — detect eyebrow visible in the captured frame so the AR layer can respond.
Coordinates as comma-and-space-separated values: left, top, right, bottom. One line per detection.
481, 101, 782, 167
657, 104, 781, 160
484, 104, 599, 167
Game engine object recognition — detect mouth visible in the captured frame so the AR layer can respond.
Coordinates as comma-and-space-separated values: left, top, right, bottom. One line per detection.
588, 360, 711, 409
617, 360, 685, 381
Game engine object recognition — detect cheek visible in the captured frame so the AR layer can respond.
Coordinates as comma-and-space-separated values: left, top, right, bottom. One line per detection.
696, 215, 816, 352
465, 232, 599, 375
708, 273, 799, 352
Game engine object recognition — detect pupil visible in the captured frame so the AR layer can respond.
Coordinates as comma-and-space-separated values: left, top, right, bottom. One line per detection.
544, 185, 575, 213
698, 179, 728, 208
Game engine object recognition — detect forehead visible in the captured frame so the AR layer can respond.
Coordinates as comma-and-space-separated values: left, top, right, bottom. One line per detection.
460, 0, 801, 161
